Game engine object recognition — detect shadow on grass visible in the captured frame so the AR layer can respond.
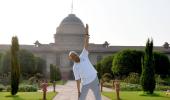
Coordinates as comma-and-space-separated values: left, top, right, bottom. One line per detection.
5, 95, 24, 100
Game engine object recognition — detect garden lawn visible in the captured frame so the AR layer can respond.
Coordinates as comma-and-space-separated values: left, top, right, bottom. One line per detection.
0, 92, 57, 100
102, 91, 170, 100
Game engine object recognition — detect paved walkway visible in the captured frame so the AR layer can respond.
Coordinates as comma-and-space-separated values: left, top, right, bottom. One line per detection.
50, 81, 111, 100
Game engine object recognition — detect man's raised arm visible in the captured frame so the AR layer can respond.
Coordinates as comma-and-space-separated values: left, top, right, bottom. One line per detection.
84, 24, 89, 50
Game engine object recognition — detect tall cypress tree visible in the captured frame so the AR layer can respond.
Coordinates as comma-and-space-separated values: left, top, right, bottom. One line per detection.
140, 39, 155, 94
11, 36, 20, 95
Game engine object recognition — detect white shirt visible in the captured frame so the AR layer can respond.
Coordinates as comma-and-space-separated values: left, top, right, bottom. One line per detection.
73, 48, 97, 85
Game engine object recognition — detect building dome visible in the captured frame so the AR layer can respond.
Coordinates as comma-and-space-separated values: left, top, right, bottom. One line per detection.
56, 14, 85, 34
61, 14, 83, 25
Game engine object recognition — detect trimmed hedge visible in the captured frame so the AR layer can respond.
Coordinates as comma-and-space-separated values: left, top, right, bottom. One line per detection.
7, 84, 37, 92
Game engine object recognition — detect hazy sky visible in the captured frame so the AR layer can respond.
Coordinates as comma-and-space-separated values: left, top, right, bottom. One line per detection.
0, 0, 170, 46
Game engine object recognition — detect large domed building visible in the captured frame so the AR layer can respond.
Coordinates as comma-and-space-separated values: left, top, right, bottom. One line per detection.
54, 14, 85, 49
0, 14, 170, 80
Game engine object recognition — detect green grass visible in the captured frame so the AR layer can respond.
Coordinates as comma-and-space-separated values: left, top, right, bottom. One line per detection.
102, 91, 170, 100
0, 92, 57, 100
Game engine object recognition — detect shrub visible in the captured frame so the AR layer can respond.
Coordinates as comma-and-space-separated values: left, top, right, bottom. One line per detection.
0, 74, 11, 85
0, 84, 5, 91
28, 73, 43, 85
6, 85, 11, 92
103, 81, 113, 88
163, 77, 170, 85
6, 84, 37, 92
101, 73, 112, 83
120, 82, 142, 91
28, 76, 37, 84
124, 73, 140, 84
103, 81, 142, 91
156, 85, 170, 91
18, 84, 37, 92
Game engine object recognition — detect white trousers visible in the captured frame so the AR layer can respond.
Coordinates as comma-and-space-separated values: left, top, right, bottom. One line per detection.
79, 77, 101, 100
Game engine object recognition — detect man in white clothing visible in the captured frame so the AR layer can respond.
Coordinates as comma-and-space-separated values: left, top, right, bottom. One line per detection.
69, 24, 101, 100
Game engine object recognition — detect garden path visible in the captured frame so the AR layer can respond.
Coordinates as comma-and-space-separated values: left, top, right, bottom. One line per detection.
50, 81, 111, 100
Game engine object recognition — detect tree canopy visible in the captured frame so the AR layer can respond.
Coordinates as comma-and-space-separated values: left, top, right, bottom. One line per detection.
112, 49, 143, 76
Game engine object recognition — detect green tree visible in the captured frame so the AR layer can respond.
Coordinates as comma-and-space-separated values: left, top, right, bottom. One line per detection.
153, 52, 170, 77
112, 49, 143, 76
19, 49, 35, 76
50, 64, 61, 82
11, 36, 20, 95
50, 64, 54, 82
1, 51, 11, 73
35, 57, 47, 76
95, 55, 114, 79
55, 66, 61, 81
140, 39, 155, 94
95, 61, 103, 79
100, 55, 114, 77
0, 53, 4, 74
1, 50, 47, 78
